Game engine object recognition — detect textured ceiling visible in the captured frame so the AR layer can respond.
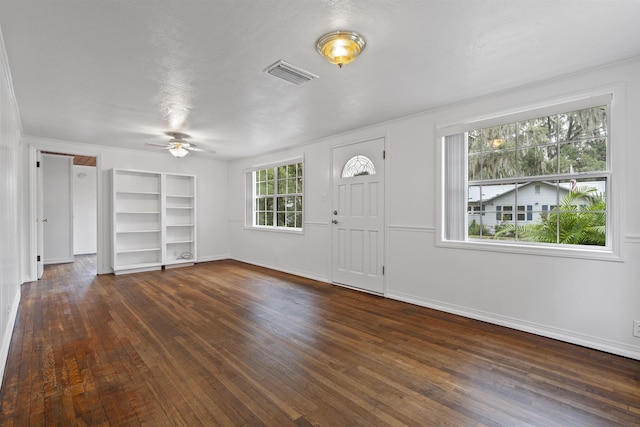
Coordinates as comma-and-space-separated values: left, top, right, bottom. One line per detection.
1, 0, 639, 159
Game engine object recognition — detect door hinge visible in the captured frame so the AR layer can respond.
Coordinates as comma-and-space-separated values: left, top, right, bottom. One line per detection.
383, 150, 386, 159
37, 255, 41, 262
36, 161, 40, 168
382, 266, 385, 275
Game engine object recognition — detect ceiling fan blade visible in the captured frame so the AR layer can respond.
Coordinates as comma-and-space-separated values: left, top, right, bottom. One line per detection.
145, 143, 171, 149
185, 145, 215, 154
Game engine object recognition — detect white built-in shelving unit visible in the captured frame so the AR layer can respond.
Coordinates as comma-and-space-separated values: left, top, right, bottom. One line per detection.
164, 173, 197, 268
111, 169, 196, 275
112, 169, 163, 274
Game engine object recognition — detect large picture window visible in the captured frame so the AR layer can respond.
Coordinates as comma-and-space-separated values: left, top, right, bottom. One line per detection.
441, 95, 613, 255
250, 159, 303, 230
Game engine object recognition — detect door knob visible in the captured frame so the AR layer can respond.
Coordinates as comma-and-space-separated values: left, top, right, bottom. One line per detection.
332, 219, 339, 224
333, 210, 338, 215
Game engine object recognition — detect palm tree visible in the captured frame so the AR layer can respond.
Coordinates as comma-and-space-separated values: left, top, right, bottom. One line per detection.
495, 186, 606, 246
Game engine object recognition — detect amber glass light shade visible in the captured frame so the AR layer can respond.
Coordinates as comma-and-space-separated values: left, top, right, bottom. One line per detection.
316, 31, 366, 68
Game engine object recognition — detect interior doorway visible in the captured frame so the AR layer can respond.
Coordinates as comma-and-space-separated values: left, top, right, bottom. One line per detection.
37, 150, 98, 278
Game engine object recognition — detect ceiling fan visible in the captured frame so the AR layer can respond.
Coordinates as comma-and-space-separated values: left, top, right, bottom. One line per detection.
145, 131, 208, 158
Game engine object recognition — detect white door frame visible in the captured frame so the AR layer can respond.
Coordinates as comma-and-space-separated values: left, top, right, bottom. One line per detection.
330, 136, 388, 295
28, 143, 104, 280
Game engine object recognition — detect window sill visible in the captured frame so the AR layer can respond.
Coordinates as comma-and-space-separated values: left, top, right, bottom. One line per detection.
436, 238, 622, 262
244, 225, 304, 235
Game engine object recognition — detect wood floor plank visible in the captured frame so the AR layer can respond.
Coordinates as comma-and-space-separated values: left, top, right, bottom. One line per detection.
0, 256, 639, 426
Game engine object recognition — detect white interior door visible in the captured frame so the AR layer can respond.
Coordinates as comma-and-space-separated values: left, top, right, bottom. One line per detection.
42, 153, 74, 265
332, 138, 385, 294
36, 151, 44, 278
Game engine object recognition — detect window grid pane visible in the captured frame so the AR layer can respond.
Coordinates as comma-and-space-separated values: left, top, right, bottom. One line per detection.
464, 104, 608, 247
253, 162, 303, 229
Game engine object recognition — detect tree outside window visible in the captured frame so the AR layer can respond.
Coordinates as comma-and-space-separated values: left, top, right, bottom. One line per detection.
464, 104, 608, 246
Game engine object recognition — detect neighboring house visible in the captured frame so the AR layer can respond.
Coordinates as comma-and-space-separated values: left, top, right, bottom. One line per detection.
468, 181, 605, 233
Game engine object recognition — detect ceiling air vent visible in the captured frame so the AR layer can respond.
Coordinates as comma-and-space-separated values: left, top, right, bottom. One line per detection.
263, 60, 318, 85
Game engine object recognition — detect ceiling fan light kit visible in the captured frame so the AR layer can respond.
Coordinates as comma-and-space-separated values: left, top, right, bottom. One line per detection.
316, 30, 366, 68
169, 144, 189, 158
146, 131, 211, 158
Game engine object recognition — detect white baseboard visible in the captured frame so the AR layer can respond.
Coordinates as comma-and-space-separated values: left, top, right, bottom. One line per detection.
387, 290, 640, 361
74, 251, 97, 256
231, 257, 330, 284
44, 257, 74, 265
0, 289, 21, 389
196, 254, 231, 263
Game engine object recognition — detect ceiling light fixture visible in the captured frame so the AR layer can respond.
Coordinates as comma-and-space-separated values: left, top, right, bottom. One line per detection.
169, 143, 189, 158
316, 30, 366, 68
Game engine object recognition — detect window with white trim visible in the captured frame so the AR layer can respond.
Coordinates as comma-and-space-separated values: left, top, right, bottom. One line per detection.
441, 95, 612, 251
247, 159, 303, 230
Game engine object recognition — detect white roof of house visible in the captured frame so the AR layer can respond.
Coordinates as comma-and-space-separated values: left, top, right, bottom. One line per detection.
468, 184, 519, 203
468, 181, 605, 203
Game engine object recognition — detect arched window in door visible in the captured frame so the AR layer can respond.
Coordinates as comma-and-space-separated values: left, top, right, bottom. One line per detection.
341, 155, 376, 178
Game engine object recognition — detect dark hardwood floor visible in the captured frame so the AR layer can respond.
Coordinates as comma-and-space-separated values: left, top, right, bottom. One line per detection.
0, 256, 638, 426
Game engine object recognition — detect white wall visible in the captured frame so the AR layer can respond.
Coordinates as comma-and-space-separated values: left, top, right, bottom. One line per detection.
228, 58, 640, 360
73, 165, 97, 255
228, 141, 332, 282
0, 29, 23, 388
21, 137, 230, 279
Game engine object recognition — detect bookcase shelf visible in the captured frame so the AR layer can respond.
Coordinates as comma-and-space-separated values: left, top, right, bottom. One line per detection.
164, 173, 196, 267
111, 169, 196, 275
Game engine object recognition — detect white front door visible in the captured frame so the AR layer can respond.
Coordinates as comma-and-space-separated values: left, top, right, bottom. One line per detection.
331, 138, 385, 294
